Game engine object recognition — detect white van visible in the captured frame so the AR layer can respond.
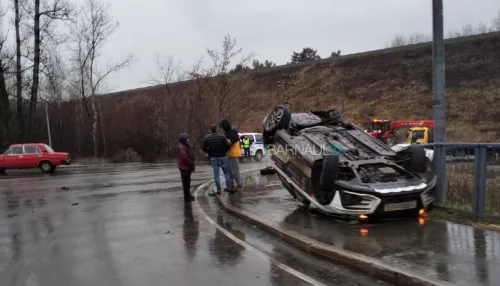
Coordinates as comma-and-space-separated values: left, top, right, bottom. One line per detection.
238, 132, 265, 161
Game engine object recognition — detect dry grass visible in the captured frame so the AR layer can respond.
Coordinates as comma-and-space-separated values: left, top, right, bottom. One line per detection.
446, 163, 500, 217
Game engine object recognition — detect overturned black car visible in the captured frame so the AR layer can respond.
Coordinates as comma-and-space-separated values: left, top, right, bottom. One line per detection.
262, 106, 436, 221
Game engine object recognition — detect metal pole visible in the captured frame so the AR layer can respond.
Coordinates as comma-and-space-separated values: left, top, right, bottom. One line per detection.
472, 146, 486, 221
45, 101, 52, 147
432, 0, 447, 204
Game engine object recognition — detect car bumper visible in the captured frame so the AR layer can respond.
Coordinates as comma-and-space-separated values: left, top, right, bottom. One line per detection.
316, 184, 435, 221
60, 159, 71, 165
273, 163, 436, 220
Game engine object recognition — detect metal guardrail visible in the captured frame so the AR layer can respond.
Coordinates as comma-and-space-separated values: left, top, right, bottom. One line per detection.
419, 143, 500, 222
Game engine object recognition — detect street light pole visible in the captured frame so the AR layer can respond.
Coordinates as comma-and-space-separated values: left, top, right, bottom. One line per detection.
432, 0, 447, 204
45, 100, 52, 147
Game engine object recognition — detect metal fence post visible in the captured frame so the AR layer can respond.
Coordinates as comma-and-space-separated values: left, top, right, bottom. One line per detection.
472, 146, 487, 221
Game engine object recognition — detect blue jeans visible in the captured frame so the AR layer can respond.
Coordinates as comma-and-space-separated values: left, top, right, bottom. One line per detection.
209, 157, 232, 191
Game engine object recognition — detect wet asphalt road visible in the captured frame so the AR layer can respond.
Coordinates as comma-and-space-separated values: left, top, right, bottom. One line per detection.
0, 162, 390, 286
221, 172, 500, 286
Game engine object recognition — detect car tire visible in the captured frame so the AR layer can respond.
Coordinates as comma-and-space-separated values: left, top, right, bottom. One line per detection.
0, 169, 5, 174
315, 155, 339, 205
262, 106, 291, 144
39, 161, 53, 173
407, 145, 427, 173
49, 166, 57, 173
254, 150, 263, 161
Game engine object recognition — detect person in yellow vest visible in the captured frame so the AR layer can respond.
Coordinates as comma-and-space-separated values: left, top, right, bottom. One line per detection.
242, 135, 251, 161
219, 118, 243, 190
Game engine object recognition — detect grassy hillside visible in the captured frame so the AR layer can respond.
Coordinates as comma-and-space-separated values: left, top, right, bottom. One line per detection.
238, 31, 500, 142
47, 31, 500, 160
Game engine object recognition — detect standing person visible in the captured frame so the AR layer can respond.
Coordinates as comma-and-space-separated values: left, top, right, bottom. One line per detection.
219, 118, 243, 190
242, 135, 251, 162
177, 133, 195, 201
202, 124, 233, 195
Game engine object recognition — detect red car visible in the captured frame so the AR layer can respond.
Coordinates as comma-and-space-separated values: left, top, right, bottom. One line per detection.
0, 143, 71, 174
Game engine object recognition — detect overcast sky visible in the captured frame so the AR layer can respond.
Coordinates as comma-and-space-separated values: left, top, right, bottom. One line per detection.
92, 0, 500, 92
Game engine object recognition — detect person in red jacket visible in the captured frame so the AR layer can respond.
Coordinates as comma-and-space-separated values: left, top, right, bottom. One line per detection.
177, 133, 195, 201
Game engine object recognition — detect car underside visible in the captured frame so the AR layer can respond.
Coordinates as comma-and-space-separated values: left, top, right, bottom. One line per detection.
262, 106, 436, 221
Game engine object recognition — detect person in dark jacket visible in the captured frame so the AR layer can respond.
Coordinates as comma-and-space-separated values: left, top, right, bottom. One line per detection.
219, 118, 243, 190
177, 133, 195, 201
202, 124, 233, 194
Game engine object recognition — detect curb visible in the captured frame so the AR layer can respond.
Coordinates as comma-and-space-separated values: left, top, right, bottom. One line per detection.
208, 170, 455, 286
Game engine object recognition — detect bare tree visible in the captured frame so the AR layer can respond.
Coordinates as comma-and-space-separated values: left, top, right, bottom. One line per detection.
407, 33, 431, 44
40, 49, 67, 146
151, 55, 183, 111
461, 23, 474, 36
150, 55, 186, 156
387, 33, 430, 48
73, 0, 133, 157
14, 0, 25, 138
447, 22, 493, 38
476, 22, 490, 34
388, 34, 407, 47
0, 8, 13, 145
276, 73, 297, 110
492, 10, 500, 31
206, 34, 254, 118
25, 0, 71, 140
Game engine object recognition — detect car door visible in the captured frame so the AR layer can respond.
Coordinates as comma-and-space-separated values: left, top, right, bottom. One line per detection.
23, 145, 43, 167
249, 134, 256, 156
4, 146, 24, 168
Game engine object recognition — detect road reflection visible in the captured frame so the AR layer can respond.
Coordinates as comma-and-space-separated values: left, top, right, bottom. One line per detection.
183, 201, 199, 261
277, 204, 500, 286
208, 210, 246, 267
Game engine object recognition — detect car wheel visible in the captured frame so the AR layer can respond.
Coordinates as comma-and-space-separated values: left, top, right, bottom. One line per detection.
49, 166, 57, 173
262, 106, 291, 144
315, 155, 339, 205
254, 150, 263, 161
39, 161, 53, 173
407, 145, 427, 173
0, 169, 5, 174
